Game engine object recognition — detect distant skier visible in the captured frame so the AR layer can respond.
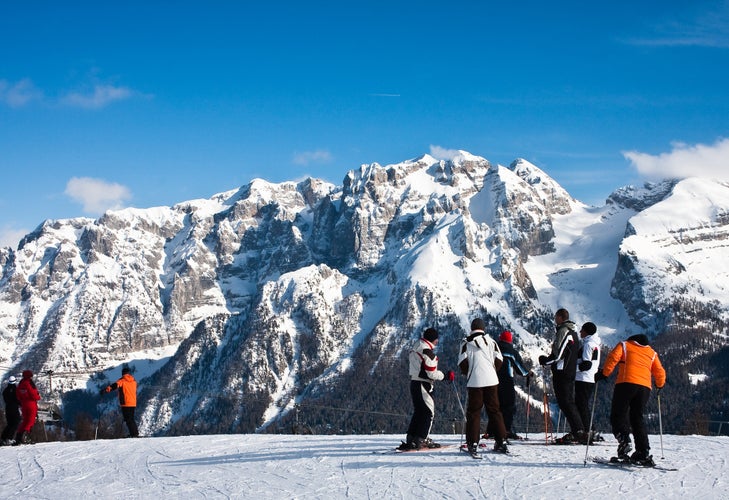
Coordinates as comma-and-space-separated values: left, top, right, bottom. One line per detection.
538, 308, 586, 444
487, 331, 533, 440
459, 318, 509, 454
398, 327, 454, 450
100, 366, 140, 438
595, 333, 666, 466
1, 375, 21, 446
575, 322, 601, 441
15, 370, 41, 445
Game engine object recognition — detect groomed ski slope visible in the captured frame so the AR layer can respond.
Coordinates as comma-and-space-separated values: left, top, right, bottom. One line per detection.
1, 433, 725, 498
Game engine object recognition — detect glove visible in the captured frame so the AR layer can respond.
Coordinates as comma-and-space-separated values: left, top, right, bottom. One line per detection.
525, 371, 535, 387
446, 370, 456, 382
538, 355, 548, 366
594, 371, 607, 382
578, 360, 592, 371
99, 388, 106, 396
656, 386, 663, 394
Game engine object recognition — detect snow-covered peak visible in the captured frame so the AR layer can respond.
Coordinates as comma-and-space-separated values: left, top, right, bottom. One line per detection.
508, 158, 576, 214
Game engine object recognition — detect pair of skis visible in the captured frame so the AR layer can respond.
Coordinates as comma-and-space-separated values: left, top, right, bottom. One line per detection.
591, 456, 677, 471
460, 443, 517, 459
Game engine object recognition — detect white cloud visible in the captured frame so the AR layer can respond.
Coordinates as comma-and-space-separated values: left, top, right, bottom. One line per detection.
64, 177, 132, 215
624, 4, 729, 48
623, 138, 729, 180
292, 150, 333, 166
0, 226, 30, 249
429, 145, 461, 161
61, 84, 133, 109
0, 78, 42, 107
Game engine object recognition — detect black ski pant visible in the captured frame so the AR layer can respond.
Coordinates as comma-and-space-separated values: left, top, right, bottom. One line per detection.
552, 374, 584, 435
466, 385, 506, 446
575, 381, 595, 432
488, 381, 516, 436
1, 409, 21, 441
406, 380, 435, 442
121, 406, 139, 437
610, 382, 651, 454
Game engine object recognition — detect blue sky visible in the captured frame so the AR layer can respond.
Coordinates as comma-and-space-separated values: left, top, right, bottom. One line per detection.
2, 1, 729, 247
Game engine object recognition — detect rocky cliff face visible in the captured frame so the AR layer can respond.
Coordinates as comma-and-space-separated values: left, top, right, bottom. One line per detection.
1, 152, 728, 435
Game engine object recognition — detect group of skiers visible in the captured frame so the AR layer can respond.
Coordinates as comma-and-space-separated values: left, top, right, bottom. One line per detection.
1, 370, 40, 446
401, 308, 666, 466
1, 366, 140, 445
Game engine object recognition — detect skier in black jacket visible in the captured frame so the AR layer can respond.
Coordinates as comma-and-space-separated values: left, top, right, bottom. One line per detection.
1, 376, 21, 446
487, 331, 533, 440
539, 308, 586, 444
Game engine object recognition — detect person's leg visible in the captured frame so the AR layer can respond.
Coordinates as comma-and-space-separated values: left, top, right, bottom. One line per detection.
499, 384, 516, 435
554, 376, 584, 436
610, 383, 634, 457
483, 385, 507, 445
574, 381, 591, 431
406, 380, 423, 443
466, 387, 484, 447
122, 406, 139, 437
629, 386, 652, 458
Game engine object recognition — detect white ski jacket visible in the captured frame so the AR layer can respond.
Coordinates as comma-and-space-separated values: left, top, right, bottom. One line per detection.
408, 338, 445, 385
458, 330, 503, 388
576, 333, 601, 383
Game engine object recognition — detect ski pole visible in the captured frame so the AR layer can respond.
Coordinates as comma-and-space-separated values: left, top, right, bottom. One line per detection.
542, 379, 550, 443
451, 381, 467, 446
583, 383, 599, 466
542, 367, 552, 443
525, 377, 531, 440
658, 390, 664, 459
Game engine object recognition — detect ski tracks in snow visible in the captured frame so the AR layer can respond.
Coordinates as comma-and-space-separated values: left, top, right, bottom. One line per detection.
0, 433, 726, 498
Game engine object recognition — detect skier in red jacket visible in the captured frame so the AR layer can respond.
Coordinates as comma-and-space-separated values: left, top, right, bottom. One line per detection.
15, 370, 40, 445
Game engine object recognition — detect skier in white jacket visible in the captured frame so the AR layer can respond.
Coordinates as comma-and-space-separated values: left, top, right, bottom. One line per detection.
458, 318, 509, 454
575, 321, 601, 439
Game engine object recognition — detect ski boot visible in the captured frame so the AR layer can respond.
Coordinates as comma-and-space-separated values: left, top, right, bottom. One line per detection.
493, 441, 509, 454
616, 436, 632, 460
630, 450, 655, 467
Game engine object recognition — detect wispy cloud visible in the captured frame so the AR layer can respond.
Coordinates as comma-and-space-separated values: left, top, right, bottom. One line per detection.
0, 78, 43, 107
429, 145, 462, 161
60, 84, 134, 109
624, 3, 729, 48
64, 177, 132, 215
0, 226, 30, 249
623, 138, 729, 180
292, 150, 333, 166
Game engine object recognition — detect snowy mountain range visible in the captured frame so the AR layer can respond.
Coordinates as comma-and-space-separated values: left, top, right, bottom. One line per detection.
1, 151, 728, 435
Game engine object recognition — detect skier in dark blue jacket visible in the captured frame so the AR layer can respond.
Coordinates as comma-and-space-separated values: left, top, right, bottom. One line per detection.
487, 331, 533, 440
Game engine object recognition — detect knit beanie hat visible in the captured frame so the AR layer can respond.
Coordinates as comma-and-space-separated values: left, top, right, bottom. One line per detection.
423, 328, 439, 342
499, 330, 513, 343
582, 322, 597, 335
471, 318, 486, 331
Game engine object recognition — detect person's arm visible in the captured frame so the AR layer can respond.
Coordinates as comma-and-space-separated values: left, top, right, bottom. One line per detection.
422, 348, 444, 381
458, 342, 469, 375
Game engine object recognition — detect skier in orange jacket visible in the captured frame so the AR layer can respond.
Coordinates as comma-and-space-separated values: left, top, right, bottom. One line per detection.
100, 366, 139, 437
596, 334, 666, 465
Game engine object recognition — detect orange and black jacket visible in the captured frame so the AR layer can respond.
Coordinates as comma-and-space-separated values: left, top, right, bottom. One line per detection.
105, 373, 137, 407
602, 334, 666, 390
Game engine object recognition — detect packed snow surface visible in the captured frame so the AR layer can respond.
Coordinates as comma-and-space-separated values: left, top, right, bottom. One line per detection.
1, 433, 725, 498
